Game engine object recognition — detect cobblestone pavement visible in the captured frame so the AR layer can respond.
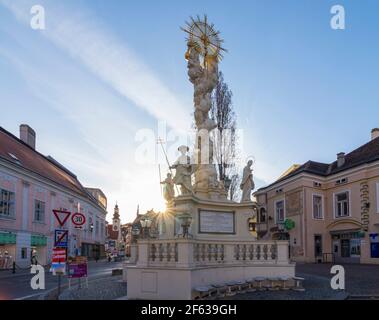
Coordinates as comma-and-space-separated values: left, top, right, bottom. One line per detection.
296, 263, 379, 298
57, 263, 379, 300
222, 263, 379, 300
59, 275, 127, 300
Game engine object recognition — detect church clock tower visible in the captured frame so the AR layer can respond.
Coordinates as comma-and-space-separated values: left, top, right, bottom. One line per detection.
113, 203, 121, 234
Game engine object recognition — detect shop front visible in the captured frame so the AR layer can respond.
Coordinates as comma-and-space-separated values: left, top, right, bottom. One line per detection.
0, 232, 16, 269
370, 231, 379, 259
81, 242, 105, 260
331, 230, 364, 264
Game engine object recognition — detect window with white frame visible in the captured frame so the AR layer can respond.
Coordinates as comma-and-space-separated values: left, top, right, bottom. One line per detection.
0, 188, 15, 217
275, 200, 285, 223
335, 191, 350, 218
34, 200, 45, 222
313, 195, 323, 219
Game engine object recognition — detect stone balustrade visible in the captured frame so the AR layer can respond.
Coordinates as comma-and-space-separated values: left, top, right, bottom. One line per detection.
134, 239, 290, 268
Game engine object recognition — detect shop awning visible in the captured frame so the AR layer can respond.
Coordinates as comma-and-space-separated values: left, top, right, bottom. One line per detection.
31, 234, 47, 246
0, 232, 16, 244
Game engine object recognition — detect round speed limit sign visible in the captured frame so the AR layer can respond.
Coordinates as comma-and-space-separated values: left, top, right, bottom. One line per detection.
71, 213, 86, 226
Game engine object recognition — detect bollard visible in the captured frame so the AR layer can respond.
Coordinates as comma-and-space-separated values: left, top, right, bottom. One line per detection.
12, 261, 16, 274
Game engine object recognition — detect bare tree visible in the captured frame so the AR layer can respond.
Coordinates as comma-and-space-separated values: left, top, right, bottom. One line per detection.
210, 71, 240, 200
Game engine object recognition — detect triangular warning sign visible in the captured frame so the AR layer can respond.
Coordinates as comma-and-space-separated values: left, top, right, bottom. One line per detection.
53, 210, 71, 227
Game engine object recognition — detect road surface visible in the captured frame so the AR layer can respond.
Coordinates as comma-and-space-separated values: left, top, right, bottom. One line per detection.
0, 259, 123, 300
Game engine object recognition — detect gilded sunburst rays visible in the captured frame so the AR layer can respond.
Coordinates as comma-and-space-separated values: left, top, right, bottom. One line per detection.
181, 14, 227, 64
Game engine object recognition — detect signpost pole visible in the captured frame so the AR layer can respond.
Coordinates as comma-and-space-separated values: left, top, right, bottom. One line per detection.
57, 274, 61, 297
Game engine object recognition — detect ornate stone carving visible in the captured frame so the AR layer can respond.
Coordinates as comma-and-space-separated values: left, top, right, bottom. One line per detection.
160, 173, 175, 202
170, 145, 193, 195
240, 160, 255, 202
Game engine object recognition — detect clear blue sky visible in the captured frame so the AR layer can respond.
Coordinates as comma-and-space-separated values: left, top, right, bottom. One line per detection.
1, 0, 378, 222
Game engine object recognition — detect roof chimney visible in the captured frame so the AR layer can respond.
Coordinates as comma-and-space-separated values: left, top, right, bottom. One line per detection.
337, 152, 345, 168
19, 124, 36, 149
371, 128, 379, 141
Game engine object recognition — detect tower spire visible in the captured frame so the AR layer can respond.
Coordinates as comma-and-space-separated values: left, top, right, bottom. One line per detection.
113, 202, 120, 220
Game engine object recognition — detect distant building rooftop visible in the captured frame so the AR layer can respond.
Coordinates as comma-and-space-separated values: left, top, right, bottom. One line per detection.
257, 132, 379, 192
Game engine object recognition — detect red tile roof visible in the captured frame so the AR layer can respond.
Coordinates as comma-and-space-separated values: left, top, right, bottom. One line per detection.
257, 136, 379, 192
0, 127, 105, 211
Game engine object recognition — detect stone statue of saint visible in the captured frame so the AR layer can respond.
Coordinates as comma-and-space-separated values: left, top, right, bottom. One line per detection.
161, 173, 175, 202
240, 160, 255, 202
187, 47, 218, 131
170, 145, 193, 195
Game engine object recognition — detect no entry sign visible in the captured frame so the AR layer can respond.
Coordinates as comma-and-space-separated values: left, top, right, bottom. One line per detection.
72, 212, 86, 226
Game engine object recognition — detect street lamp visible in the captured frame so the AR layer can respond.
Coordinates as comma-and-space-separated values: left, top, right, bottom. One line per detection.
248, 217, 256, 232
140, 218, 152, 238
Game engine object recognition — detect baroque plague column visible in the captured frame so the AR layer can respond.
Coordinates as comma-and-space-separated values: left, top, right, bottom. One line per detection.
125, 16, 295, 300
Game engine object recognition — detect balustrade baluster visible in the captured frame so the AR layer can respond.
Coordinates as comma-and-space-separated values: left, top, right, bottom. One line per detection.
159, 243, 164, 262
150, 244, 156, 261
242, 244, 247, 260
167, 243, 172, 262
256, 244, 261, 260
201, 244, 206, 261
263, 244, 268, 260
234, 244, 240, 260
248, 244, 254, 260
270, 244, 277, 260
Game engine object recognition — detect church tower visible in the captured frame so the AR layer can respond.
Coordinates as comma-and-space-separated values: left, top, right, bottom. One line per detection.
112, 203, 121, 235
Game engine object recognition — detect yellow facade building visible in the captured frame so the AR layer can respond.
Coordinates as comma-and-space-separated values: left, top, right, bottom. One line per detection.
254, 129, 379, 264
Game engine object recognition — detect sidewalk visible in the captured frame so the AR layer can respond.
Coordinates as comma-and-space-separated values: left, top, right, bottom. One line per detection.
0, 258, 117, 279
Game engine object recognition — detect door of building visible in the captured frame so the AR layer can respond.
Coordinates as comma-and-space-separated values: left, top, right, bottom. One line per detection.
314, 235, 322, 262
341, 239, 350, 258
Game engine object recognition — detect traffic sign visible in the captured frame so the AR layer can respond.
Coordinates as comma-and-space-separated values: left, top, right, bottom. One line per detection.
53, 209, 71, 227
51, 248, 66, 275
71, 212, 86, 226
54, 229, 68, 247
52, 248, 66, 262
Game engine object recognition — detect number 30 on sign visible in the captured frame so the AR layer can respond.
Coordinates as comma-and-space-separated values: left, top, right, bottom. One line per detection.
71, 213, 86, 226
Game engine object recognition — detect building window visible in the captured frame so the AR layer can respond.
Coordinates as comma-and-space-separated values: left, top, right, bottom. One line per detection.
259, 208, 266, 223
21, 247, 27, 259
313, 195, 323, 219
88, 216, 93, 232
95, 221, 99, 235
275, 200, 285, 223
34, 200, 45, 222
335, 191, 350, 218
0, 188, 15, 217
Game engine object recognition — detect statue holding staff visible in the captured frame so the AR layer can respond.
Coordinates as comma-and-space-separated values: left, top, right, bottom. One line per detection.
160, 173, 175, 203
170, 145, 194, 195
